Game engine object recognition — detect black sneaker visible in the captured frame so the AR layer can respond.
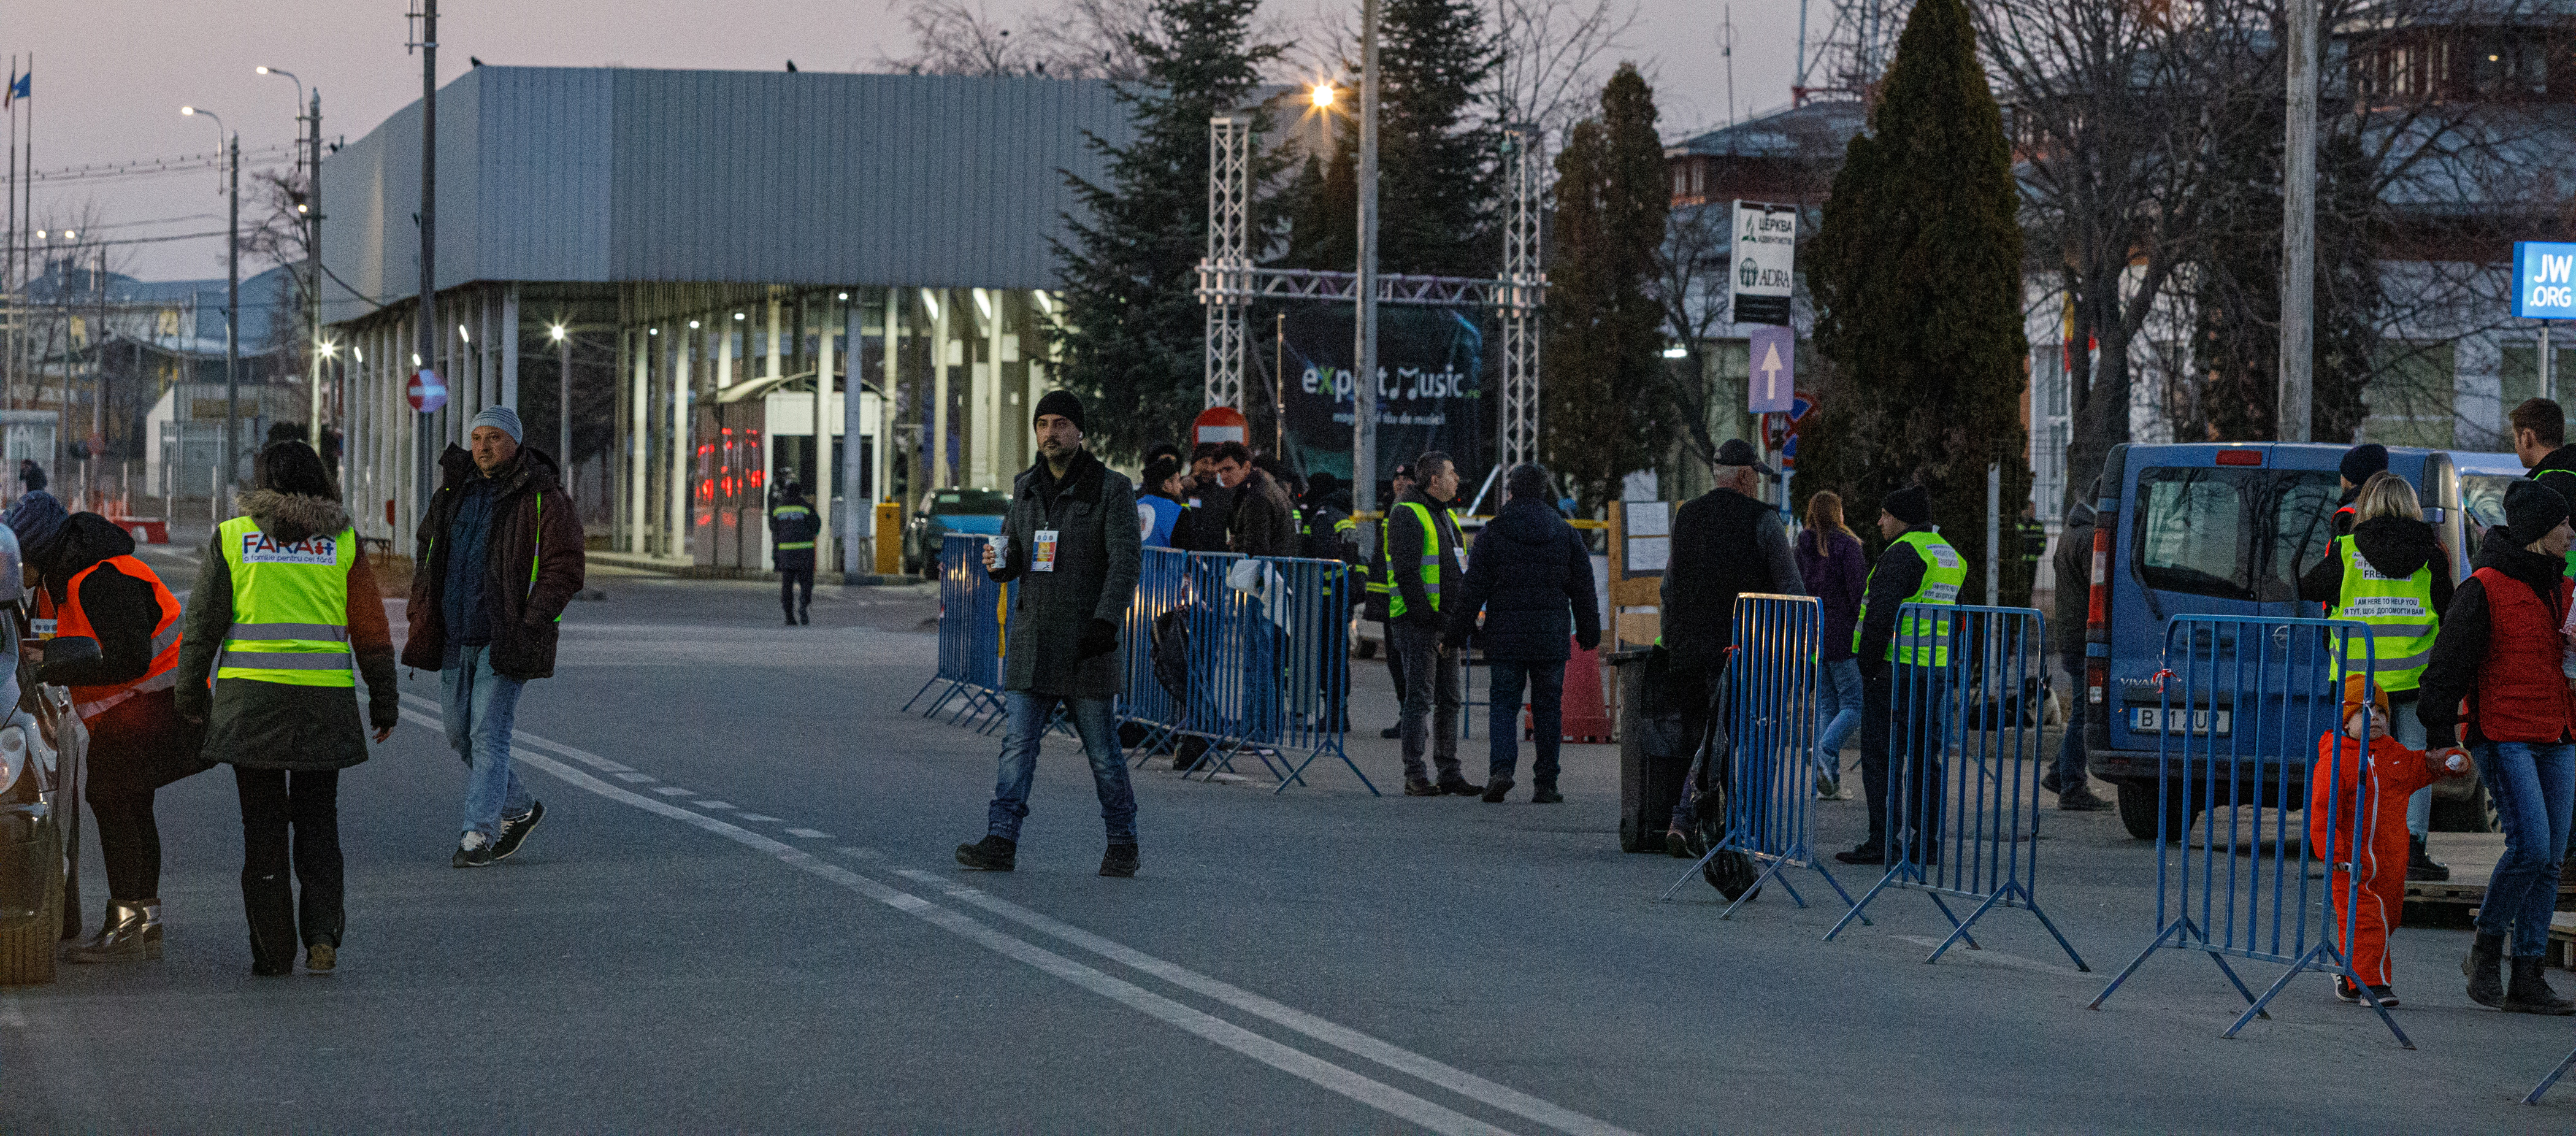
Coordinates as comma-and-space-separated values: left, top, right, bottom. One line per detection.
2407, 835, 2450, 882
1379, 725, 1403, 739
2041, 770, 2061, 795
2058, 787, 2113, 813
1481, 780, 1514, 803
493, 800, 546, 861
1833, 845, 1885, 865
1100, 843, 1138, 877
1438, 777, 1484, 796
955, 835, 1017, 871
784, 614, 799, 626
452, 832, 497, 868
1403, 776, 1441, 797
1531, 788, 1564, 804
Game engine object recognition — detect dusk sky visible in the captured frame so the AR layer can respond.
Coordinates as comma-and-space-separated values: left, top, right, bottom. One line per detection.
11, 0, 1788, 282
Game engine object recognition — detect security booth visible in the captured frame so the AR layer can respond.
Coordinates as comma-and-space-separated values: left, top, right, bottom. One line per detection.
692, 382, 877, 574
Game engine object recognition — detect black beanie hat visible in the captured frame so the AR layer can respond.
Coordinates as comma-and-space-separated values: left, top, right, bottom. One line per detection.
1033, 389, 1086, 432
2340, 443, 2388, 485
1884, 484, 1932, 526
2504, 479, 2570, 545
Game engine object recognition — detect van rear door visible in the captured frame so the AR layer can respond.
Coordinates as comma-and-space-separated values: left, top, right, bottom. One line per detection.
2104, 448, 2342, 758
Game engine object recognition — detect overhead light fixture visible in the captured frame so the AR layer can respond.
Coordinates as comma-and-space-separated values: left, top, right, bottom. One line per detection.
353, 346, 363, 363
1311, 84, 1335, 109
1662, 346, 1688, 358
837, 292, 849, 301
412, 353, 423, 366
649, 327, 659, 336
458, 324, 470, 343
689, 319, 700, 329
549, 324, 567, 341
733, 312, 746, 321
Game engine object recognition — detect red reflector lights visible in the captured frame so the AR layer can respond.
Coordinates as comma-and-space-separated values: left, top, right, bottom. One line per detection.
2215, 449, 2263, 466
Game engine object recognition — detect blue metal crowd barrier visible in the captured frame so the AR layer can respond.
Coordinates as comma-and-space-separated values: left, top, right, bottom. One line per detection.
1659, 594, 1863, 918
2088, 615, 2407, 1048
1123, 553, 1368, 793
1825, 604, 2086, 969
907, 533, 1010, 729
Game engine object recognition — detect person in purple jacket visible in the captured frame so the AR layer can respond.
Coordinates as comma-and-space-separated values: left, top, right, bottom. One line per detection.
1797, 491, 1868, 800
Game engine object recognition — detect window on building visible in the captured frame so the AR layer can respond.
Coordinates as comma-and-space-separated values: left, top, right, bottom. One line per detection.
2499, 343, 2576, 411
2363, 342, 2457, 448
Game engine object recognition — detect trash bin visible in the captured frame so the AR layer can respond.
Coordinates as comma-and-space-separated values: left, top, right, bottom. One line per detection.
1611, 647, 1691, 853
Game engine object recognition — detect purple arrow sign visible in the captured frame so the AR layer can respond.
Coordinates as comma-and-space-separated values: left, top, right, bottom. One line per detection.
1748, 324, 1794, 414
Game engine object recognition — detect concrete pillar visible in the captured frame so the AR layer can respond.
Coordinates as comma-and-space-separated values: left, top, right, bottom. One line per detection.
972, 288, 998, 489
767, 298, 784, 382
718, 312, 735, 389
629, 328, 648, 553
815, 295, 835, 575
669, 329, 689, 560
885, 288, 904, 513
930, 289, 950, 491
844, 295, 866, 577
501, 284, 521, 410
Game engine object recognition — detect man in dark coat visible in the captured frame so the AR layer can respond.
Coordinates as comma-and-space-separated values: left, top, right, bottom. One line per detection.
956, 390, 1145, 878
2049, 490, 2110, 811
770, 482, 821, 626
1366, 463, 1417, 739
2332, 443, 2389, 536
1214, 442, 1297, 558
1444, 463, 1600, 803
1387, 451, 1479, 797
1661, 439, 1803, 851
404, 407, 588, 868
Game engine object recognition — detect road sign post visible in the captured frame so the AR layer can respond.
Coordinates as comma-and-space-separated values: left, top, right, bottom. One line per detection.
2515, 241, 2576, 401
1731, 201, 1798, 326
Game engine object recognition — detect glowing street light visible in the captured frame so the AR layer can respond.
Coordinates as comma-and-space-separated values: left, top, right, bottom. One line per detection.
1311, 83, 1335, 109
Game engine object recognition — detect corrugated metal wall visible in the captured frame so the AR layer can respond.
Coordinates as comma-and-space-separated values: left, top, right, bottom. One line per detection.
322, 66, 1130, 318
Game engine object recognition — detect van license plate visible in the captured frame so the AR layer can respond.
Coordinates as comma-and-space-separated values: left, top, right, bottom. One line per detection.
2132, 707, 2232, 735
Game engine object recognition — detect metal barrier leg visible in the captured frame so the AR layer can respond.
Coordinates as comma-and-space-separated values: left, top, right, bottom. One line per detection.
2089, 918, 2193, 1009
902, 674, 949, 714
2001, 881, 2090, 970
2526, 1047, 2576, 1104
1924, 888, 2010, 964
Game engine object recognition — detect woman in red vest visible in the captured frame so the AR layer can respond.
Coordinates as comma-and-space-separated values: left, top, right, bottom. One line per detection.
26, 512, 206, 962
2420, 480, 2576, 1015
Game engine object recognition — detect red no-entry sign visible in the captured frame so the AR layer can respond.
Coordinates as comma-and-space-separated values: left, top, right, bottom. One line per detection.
408, 369, 448, 413
1192, 405, 1248, 448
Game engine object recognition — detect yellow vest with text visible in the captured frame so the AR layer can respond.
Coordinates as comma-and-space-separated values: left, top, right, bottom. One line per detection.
2328, 534, 2438, 692
1854, 529, 1965, 666
216, 515, 355, 688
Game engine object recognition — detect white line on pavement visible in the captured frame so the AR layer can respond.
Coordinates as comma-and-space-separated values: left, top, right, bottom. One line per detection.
391, 707, 1530, 1136
651, 787, 692, 796
737, 813, 784, 823
894, 869, 1639, 1136
786, 829, 834, 839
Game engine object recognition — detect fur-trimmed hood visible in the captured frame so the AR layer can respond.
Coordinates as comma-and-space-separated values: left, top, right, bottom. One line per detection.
237, 489, 351, 545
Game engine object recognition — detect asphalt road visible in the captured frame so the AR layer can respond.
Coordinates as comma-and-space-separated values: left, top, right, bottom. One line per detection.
4, 567, 2575, 1133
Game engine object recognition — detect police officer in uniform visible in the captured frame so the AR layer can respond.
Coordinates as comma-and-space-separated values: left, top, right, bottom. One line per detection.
772, 481, 821, 626
1840, 484, 1965, 865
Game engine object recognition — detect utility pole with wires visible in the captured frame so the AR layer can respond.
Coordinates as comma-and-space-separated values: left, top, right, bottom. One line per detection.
2277, 0, 2318, 443
411, 0, 439, 509
1353, 0, 1381, 518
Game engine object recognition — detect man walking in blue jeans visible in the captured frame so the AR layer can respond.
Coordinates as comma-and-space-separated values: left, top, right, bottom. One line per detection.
954, 390, 1144, 877
404, 406, 588, 868
1443, 464, 1599, 803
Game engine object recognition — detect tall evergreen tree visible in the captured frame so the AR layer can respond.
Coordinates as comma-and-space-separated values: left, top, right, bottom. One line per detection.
1800, 0, 2030, 605
1051, 0, 1284, 460
1541, 64, 1669, 508
1278, 0, 1499, 275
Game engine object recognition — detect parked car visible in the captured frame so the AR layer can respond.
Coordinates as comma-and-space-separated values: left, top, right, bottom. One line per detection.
903, 488, 1011, 578
2082, 442, 2505, 840
0, 525, 88, 986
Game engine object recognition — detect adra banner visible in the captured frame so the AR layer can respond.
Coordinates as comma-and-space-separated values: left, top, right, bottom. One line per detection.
1275, 305, 1485, 489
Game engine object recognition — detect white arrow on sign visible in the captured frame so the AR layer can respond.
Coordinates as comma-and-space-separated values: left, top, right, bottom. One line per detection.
1760, 340, 1785, 401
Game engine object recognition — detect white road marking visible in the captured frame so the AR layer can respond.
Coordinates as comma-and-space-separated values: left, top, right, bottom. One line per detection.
737, 813, 784, 823
1892, 935, 2087, 978
786, 828, 834, 839
393, 707, 1543, 1136
651, 787, 692, 797
614, 772, 656, 783
895, 869, 1639, 1136
693, 801, 735, 810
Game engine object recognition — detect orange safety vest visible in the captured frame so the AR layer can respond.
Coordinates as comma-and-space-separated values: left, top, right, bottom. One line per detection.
53, 555, 182, 723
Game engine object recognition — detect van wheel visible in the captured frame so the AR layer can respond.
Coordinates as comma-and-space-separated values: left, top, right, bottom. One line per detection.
0, 842, 61, 986
2116, 780, 2198, 842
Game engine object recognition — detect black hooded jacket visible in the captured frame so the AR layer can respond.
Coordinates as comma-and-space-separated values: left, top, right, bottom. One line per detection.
2298, 515, 2456, 616
2418, 531, 2569, 745
33, 513, 165, 688
1442, 496, 1601, 661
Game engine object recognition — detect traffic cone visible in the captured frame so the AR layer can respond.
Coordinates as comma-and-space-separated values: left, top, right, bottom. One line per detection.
1557, 639, 1614, 743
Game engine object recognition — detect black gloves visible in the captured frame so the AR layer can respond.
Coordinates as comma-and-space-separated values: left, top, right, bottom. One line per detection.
1576, 629, 1601, 653
1077, 618, 1121, 660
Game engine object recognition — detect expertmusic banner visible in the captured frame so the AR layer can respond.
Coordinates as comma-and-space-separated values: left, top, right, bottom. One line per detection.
1271, 305, 1485, 490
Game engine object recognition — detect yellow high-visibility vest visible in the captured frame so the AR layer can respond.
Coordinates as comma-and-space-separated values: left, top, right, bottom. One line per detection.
216, 515, 355, 688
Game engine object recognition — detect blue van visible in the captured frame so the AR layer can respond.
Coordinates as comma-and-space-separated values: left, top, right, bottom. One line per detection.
2083, 442, 2509, 839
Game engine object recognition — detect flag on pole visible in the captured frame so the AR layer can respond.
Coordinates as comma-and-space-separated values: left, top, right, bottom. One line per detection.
4, 71, 25, 109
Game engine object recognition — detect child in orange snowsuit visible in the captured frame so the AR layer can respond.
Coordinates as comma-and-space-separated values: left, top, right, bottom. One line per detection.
2310, 675, 2472, 1005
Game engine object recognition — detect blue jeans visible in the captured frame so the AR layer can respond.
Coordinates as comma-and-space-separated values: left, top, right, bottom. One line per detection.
1815, 658, 1863, 782
986, 692, 1137, 844
2387, 693, 2431, 838
2055, 689, 2088, 790
2475, 740, 2576, 957
1487, 658, 1564, 789
442, 645, 532, 842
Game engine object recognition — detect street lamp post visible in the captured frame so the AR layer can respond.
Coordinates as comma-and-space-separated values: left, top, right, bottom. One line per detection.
550, 322, 570, 466
259, 66, 325, 454
1354, 0, 1381, 519
182, 106, 239, 509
